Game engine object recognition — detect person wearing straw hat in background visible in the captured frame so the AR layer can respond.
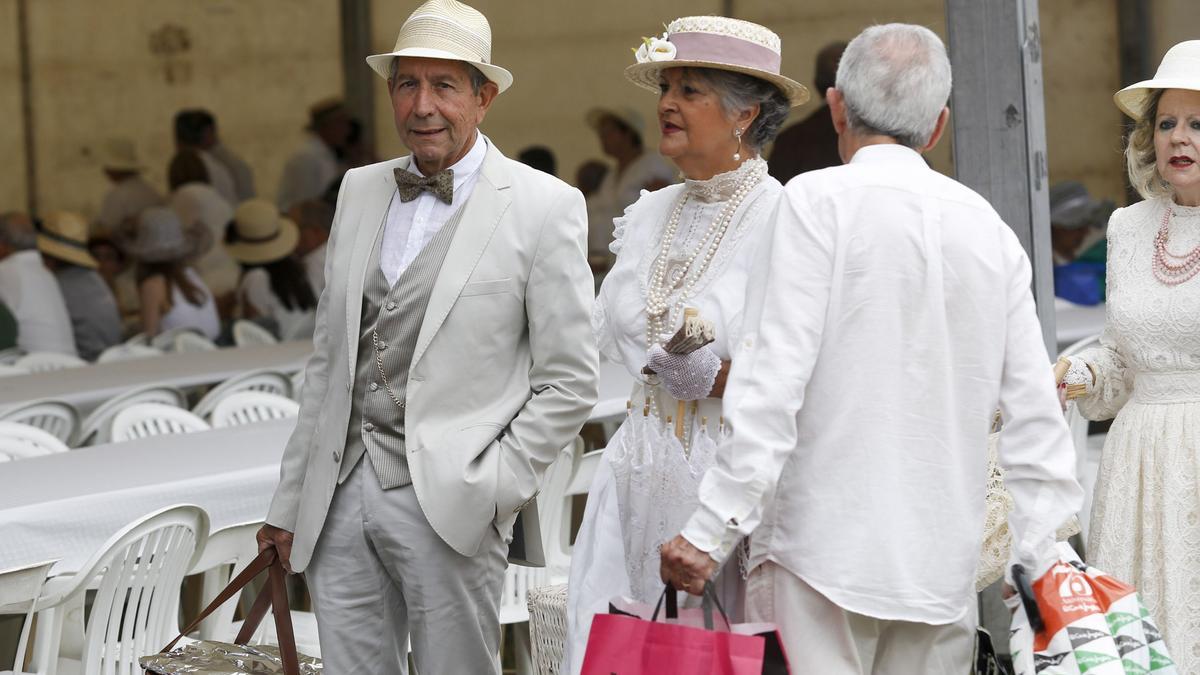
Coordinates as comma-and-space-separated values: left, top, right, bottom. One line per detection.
256, 0, 598, 672
0, 211, 76, 355
564, 13, 809, 673
584, 106, 677, 272
1053, 40, 1200, 669
93, 138, 165, 236
120, 206, 220, 341
225, 199, 316, 341
659, 24, 1083, 672
36, 211, 122, 361
276, 98, 352, 212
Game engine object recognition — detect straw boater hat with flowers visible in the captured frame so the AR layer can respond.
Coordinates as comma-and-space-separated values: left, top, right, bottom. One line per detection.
36, 211, 99, 269
365, 0, 513, 93
1114, 40, 1200, 119
624, 16, 809, 107
225, 199, 300, 265
119, 206, 213, 264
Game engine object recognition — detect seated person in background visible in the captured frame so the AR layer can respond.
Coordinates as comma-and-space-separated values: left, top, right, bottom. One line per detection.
88, 235, 141, 331
517, 145, 557, 176
0, 211, 76, 355
226, 199, 317, 341
289, 199, 334, 298
120, 207, 221, 340
94, 138, 164, 236
1050, 180, 1114, 305
36, 211, 122, 360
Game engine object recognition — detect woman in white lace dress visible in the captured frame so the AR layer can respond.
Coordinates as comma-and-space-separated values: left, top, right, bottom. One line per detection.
1056, 42, 1200, 668
562, 16, 810, 673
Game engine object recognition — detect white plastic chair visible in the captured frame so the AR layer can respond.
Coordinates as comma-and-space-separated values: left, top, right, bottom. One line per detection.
188, 521, 262, 642
192, 370, 293, 420
0, 363, 29, 377
1058, 332, 1103, 548
76, 385, 187, 446
0, 400, 80, 446
209, 391, 300, 428
122, 333, 148, 347
27, 505, 209, 675
109, 403, 211, 443
0, 347, 25, 365
95, 343, 162, 364
148, 327, 201, 351
232, 320, 278, 347
0, 559, 58, 675
12, 352, 87, 373
0, 422, 71, 460
173, 332, 218, 353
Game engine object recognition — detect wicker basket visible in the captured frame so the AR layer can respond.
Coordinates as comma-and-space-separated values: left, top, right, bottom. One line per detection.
527, 583, 569, 675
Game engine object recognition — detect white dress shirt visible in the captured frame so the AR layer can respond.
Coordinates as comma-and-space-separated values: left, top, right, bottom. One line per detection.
379, 133, 488, 285
681, 144, 1083, 624
277, 134, 341, 211
0, 250, 77, 355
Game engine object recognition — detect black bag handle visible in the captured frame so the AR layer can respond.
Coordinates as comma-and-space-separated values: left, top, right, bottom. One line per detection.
1011, 563, 1045, 634
649, 580, 732, 631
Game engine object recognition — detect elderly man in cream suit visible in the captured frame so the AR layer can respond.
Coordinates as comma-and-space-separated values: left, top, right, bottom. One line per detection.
257, 1, 599, 672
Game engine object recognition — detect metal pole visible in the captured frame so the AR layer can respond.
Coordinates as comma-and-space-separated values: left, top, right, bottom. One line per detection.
946, 0, 1055, 354
16, 0, 37, 215
341, 0, 376, 155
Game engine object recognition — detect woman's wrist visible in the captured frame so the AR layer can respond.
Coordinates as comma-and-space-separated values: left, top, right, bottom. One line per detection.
1060, 356, 1094, 400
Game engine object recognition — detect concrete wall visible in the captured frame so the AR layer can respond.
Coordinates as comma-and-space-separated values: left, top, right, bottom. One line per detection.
0, 0, 27, 212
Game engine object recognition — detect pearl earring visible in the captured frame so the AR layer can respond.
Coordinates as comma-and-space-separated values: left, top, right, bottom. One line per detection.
733, 127, 744, 162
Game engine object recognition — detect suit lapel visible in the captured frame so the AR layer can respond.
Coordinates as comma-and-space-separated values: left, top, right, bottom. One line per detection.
410, 146, 512, 368
343, 157, 405, 382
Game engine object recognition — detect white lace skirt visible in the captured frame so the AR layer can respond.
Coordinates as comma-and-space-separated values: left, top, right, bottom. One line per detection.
1088, 396, 1200, 669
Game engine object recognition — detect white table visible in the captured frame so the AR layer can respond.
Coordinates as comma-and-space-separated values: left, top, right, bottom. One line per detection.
1054, 299, 1106, 354
0, 341, 312, 414
0, 419, 294, 574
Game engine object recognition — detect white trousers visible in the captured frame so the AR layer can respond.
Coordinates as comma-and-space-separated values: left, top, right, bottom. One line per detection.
747, 562, 976, 675
306, 459, 509, 674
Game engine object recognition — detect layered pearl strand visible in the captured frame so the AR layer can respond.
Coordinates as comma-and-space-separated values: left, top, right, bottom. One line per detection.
1152, 206, 1200, 286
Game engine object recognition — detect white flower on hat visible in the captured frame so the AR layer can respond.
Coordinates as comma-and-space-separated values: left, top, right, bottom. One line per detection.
633, 32, 675, 64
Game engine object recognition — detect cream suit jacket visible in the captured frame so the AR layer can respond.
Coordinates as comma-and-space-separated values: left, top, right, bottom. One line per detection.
265, 144, 599, 572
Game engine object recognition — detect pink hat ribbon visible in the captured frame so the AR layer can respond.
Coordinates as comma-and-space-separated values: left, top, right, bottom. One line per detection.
670, 31, 782, 74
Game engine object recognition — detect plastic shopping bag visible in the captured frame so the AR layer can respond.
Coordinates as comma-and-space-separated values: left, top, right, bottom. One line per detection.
1008, 543, 1176, 674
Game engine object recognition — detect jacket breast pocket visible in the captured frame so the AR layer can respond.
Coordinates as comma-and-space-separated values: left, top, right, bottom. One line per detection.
460, 278, 514, 297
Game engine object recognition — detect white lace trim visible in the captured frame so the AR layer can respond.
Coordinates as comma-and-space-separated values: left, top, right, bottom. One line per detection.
667, 16, 781, 53
684, 157, 768, 204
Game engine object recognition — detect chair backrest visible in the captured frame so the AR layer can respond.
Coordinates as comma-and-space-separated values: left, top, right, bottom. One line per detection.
0, 559, 58, 673
76, 385, 187, 446
192, 369, 293, 419
0, 421, 72, 460
209, 391, 300, 429
30, 505, 209, 675
95, 344, 162, 364
123, 333, 149, 346
0, 363, 28, 377
13, 352, 87, 373
173, 332, 218, 353
188, 521, 262, 642
538, 439, 584, 576
148, 327, 201, 351
232, 320, 278, 347
110, 403, 211, 443
1058, 332, 1101, 546
0, 399, 81, 445
0, 347, 25, 365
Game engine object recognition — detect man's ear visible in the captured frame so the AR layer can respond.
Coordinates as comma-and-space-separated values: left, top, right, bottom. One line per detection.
476, 81, 500, 113
919, 107, 950, 153
827, 88, 849, 135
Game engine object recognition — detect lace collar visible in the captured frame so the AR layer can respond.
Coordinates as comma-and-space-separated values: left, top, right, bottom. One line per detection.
1169, 198, 1200, 220
684, 156, 768, 203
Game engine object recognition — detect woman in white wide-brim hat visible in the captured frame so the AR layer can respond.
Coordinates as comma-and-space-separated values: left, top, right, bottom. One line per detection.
563, 15, 808, 673
1055, 40, 1200, 667
226, 199, 317, 340
120, 206, 220, 340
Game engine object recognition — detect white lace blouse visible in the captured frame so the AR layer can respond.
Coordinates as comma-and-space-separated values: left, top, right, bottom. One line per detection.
592, 157, 782, 380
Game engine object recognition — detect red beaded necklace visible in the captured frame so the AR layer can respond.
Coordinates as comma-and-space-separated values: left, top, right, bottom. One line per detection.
1152, 206, 1200, 286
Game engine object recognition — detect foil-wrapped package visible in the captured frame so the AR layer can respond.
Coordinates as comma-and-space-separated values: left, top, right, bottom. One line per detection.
140, 641, 322, 674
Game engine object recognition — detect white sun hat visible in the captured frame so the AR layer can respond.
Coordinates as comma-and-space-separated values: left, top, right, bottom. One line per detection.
624, 16, 809, 107
1115, 40, 1200, 119
366, 0, 513, 93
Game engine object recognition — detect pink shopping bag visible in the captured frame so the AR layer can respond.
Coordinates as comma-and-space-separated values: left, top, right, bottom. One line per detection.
581, 583, 789, 675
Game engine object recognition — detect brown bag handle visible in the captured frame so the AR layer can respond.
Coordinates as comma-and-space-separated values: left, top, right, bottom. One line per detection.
157, 549, 301, 675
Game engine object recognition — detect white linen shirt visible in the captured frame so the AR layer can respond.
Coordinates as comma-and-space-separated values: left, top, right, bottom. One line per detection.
277, 134, 340, 211
379, 133, 488, 285
0, 250, 77, 355
681, 144, 1084, 624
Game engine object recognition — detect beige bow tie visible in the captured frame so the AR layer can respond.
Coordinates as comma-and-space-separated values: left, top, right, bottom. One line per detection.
394, 167, 454, 204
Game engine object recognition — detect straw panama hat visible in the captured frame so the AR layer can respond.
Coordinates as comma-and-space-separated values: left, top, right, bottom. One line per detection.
1115, 40, 1200, 119
366, 0, 513, 93
97, 138, 144, 172
120, 206, 213, 264
586, 106, 647, 137
36, 211, 98, 269
625, 16, 809, 107
225, 199, 300, 265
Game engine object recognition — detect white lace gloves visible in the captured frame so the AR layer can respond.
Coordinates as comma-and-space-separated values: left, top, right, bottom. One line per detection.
1055, 355, 1095, 407
646, 344, 722, 401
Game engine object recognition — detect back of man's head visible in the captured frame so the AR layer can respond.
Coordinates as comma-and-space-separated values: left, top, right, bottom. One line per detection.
0, 211, 37, 256
835, 24, 951, 149
174, 109, 216, 148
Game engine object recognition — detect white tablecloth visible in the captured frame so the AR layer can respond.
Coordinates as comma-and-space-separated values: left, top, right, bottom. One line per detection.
0, 419, 294, 574
0, 341, 312, 414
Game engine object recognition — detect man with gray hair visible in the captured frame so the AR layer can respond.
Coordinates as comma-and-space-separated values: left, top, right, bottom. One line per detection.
661, 23, 1082, 672
0, 212, 76, 355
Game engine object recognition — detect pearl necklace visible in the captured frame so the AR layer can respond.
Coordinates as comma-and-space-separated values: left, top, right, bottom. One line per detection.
645, 160, 766, 349
1152, 206, 1200, 286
